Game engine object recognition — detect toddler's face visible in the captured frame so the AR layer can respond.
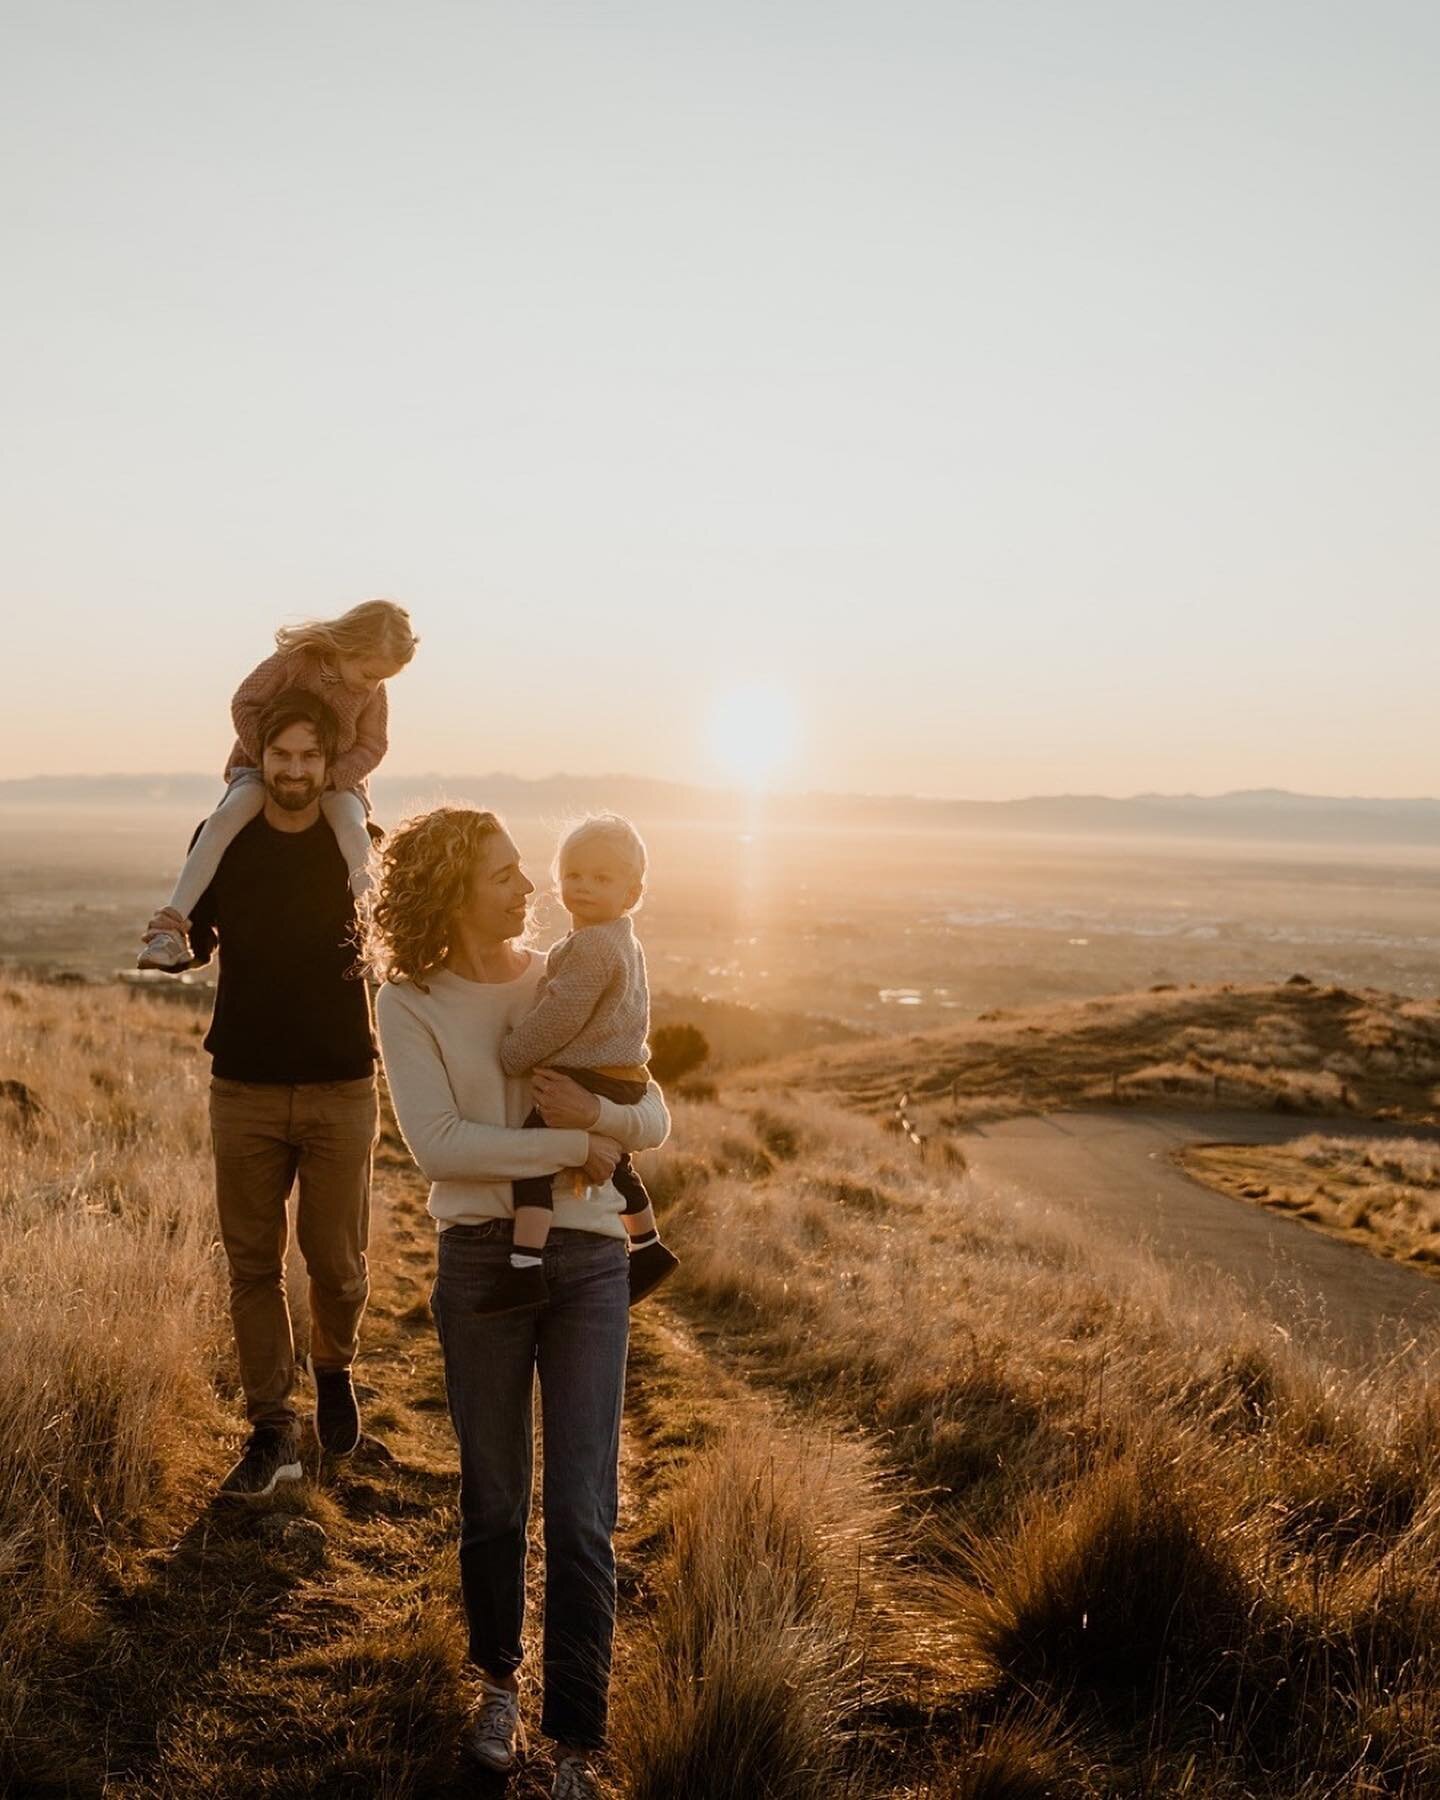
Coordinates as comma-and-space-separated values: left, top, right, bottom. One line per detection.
559, 844, 641, 927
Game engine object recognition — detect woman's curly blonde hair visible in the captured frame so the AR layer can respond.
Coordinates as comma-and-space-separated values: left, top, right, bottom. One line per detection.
366, 805, 505, 988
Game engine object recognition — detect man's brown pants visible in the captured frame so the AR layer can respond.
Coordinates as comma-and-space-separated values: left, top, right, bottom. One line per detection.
209, 1076, 378, 1428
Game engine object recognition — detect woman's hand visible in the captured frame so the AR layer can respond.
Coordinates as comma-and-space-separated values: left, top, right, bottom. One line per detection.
531, 1068, 603, 1129
580, 1133, 623, 1186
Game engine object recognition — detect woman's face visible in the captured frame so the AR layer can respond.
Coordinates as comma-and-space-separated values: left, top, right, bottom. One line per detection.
459, 830, 534, 942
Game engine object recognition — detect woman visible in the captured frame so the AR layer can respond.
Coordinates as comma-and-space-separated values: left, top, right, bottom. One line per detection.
370, 805, 670, 1799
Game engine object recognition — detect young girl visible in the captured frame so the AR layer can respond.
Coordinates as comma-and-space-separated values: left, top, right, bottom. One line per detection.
491, 813, 679, 1313
138, 600, 418, 971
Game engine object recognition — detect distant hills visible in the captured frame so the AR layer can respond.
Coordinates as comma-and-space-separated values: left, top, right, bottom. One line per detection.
2, 773, 1438, 846
748, 977, 1440, 1127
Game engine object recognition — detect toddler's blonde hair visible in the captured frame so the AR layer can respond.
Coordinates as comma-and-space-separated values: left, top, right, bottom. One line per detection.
276, 599, 418, 669
554, 813, 647, 910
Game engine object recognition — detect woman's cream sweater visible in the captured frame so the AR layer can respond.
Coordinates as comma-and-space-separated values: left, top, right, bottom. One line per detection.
376, 953, 670, 1236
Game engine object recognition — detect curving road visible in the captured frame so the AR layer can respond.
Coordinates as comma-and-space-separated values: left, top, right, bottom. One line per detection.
961, 1109, 1440, 1370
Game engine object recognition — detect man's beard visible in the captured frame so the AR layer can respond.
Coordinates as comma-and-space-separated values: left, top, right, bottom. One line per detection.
266, 775, 322, 812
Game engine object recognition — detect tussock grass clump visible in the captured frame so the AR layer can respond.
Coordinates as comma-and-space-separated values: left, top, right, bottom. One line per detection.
616, 1422, 888, 1799
919, 1712, 1077, 1798
955, 1449, 1275, 1722
749, 1104, 809, 1162
821, 1175, 899, 1214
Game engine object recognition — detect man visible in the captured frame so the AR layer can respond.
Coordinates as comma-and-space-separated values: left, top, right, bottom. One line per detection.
145, 689, 379, 1498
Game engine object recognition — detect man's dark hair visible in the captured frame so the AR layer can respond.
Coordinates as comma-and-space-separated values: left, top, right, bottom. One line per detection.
257, 688, 340, 765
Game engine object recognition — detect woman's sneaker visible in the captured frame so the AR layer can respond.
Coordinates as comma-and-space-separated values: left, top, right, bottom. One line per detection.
218, 1425, 303, 1499
628, 1241, 679, 1306
475, 1262, 550, 1315
464, 1679, 525, 1771
552, 1753, 601, 1798
137, 928, 192, 972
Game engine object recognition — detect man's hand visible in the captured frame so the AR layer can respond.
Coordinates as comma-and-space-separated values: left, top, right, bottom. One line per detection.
532, 1068, 603, 1129
143, 906, 190, 942
580, 1133, 623, 1186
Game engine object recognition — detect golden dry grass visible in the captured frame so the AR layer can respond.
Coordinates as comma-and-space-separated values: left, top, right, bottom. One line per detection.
0, 978, 228, 1785
1183, 1132, 1440, 1276
616, 1422, 884, 1798
12, 973, 1440, 1795
644, 1089, 1440, 1795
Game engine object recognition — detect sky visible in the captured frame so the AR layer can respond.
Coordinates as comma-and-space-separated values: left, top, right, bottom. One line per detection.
2, 1, 1437, 800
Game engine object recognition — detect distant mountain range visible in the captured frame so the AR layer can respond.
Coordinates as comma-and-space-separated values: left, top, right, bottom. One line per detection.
2, 773, 1438, 846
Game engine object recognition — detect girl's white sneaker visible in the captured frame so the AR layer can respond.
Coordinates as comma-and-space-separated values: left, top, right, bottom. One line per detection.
137, 929, 191, 971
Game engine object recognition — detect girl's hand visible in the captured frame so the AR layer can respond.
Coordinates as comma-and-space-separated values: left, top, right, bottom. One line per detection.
532, 1068, 603, 1129
580, 1134, 623, 1186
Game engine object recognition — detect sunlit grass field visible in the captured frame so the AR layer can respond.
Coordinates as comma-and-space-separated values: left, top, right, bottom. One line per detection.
7, 973, 1440, 1795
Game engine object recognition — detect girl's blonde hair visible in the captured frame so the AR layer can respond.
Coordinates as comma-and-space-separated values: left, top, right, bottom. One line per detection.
366, 805, 504, 988
554, 812, 647, 909
276, 599, 418, 669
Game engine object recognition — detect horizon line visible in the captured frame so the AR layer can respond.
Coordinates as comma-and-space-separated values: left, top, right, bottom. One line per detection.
3, 770, 1440, 810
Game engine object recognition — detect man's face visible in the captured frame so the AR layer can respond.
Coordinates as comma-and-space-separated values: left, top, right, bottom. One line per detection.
261, 721, 329, 811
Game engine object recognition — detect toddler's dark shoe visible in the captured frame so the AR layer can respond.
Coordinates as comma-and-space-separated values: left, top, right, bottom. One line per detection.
476, 1262, 550, 1315
628, 1241, 679, 1306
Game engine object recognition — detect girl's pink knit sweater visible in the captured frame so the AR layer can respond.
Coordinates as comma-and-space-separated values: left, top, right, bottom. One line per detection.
224, 648, 389, 798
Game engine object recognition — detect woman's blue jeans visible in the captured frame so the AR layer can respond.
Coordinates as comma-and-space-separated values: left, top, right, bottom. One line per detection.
431, 1220, 629, 1750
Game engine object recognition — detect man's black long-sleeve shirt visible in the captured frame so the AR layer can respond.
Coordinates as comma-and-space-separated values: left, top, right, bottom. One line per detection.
187, 814, 377, 1083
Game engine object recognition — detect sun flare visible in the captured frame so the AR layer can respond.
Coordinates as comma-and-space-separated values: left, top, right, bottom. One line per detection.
706, 683, 800, 791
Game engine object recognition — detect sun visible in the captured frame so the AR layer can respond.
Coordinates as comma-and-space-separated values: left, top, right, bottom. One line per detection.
705, 682, 799, 791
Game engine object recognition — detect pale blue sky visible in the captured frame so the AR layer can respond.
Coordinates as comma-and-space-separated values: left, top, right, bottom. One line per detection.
2, 1, 1436, 797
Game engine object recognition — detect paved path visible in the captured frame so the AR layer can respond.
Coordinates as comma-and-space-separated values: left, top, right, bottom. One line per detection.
963, 1110, 1440, 1370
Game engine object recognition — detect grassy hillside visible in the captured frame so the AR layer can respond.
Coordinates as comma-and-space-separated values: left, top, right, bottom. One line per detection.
7, 974, 1440, 1796
644, 1093, 1440, 1796
748, 976, 1440, 1131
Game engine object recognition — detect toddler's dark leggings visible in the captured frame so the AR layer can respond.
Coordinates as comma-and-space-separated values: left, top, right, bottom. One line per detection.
511, 1067, 652, 1217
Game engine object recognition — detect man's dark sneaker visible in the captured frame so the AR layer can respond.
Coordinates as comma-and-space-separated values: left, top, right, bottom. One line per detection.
475, 1262, 550, 1316
218, 1425, 303, 1499
628, 1241, 680, 1306
307, 1355, 361, 1456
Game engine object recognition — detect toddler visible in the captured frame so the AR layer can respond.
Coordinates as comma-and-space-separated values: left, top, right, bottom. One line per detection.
138, 600, 417, 970
490, 814, 679, 1313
